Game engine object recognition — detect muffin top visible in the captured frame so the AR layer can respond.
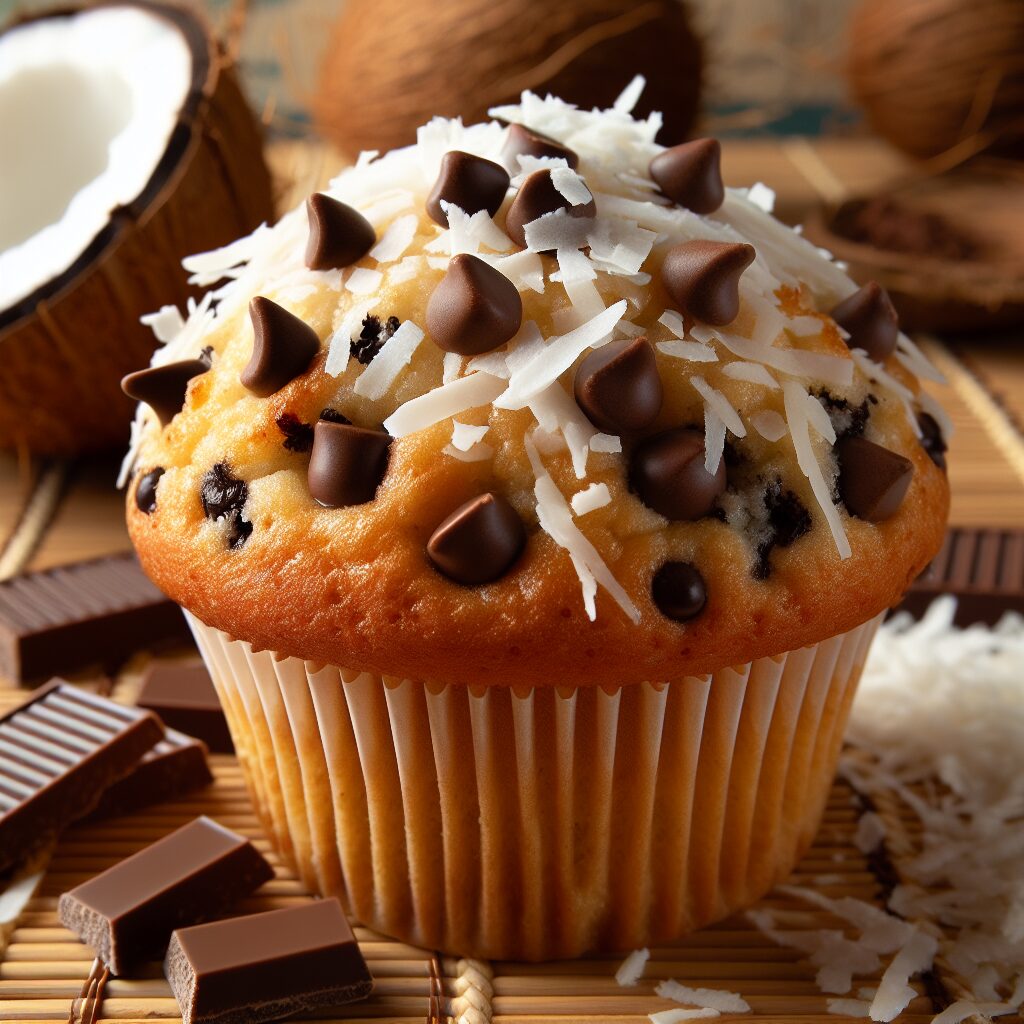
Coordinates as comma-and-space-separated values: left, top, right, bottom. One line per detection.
124, 83, 950, 688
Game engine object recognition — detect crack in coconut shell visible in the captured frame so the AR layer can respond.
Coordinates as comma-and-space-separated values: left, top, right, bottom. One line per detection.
0, 0, 274, 455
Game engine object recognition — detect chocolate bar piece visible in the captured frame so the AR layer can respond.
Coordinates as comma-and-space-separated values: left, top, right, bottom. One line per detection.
89, 728, 213, 820
896, 527, 1024, 625
0, 553, 191, 683
59, 816, 273, 974
0, 682, 163, 872
137, 662, 233, 753
165, 899, 373, 1024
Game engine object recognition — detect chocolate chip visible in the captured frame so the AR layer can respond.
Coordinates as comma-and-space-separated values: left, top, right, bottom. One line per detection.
830, 282, 899, 362
501, 123, 578, 170
504, 169, 596, 249
648, 138, 724, 214
319, 407, 351, 425
629, 427, 726, 521
574, 336, 662, 433
135, 468, 164, 515
242, 297, 320, 398
837, 436, 914, 522
427, 493, 525, 585
918, 411, 947, 470
121, 359, 209, 427
661, 241, 755, 326
308, 421, 391, 507
304, 192, 376, 271
652, 562, 706, 622
201, 464, 252, 548
276, 413, 314, 453
351, 315, 400, 366
753, 480, 811, 579
426, 151, 510, 226
426, 253, 522, 355
815, 390, 870, 440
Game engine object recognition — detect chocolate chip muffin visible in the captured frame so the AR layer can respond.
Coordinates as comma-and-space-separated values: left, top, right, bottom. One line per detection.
123, 85, 949, 960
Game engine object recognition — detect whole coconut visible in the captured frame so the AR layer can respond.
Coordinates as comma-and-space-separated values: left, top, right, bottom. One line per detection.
315, 0, 703, 156
847, 0, 1024, 159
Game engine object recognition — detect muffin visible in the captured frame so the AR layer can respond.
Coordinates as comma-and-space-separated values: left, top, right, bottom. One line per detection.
123, 86, 950, 960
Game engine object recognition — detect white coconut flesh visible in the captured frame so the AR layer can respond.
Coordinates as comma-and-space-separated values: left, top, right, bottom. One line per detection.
0, 6, 194, 313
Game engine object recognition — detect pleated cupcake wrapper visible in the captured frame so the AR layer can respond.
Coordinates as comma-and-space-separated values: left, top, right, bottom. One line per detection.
186, 611, 882, 961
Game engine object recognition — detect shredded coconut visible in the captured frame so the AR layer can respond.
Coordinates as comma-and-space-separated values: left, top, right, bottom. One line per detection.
370, 213, 418, 263
383, 372, 505, 436
352, 321, 424, 400
615, 947, 650, 987
650, 1011, 720, 1024
570, 482, 611, 516
654, 980, 750, 1015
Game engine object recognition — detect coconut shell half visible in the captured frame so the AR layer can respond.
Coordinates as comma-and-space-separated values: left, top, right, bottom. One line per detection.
0, 1, 274, 456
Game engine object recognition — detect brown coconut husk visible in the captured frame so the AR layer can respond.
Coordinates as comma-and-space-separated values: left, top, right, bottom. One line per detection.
803, 160, 1024, 334
314, 0, 703, 158
0, 0, 274, 457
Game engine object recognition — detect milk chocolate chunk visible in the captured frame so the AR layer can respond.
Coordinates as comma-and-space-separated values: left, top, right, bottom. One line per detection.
136, 468, 164, 514
165, 899, 373, 1024
830, 281, 899, 362
0, 682, 163, 873
308, 421, 391, 507
649, 138, 724, 214
428, 493, 525, 585
121, 359, 209, 427
427, 151, 510, 226
918, 411, 948, 470
426, 253, 522, 355
304, 192, 376, 271
661, 240, 755, 326
630, 427, 726, 521
138, 661, 233, 754
90, 728, 212, 820
837, 435, 913, 522
652, 561, 706, 622
59, 816, 272, 975
242, 297, 320, 398
505, 169, 596, 249
200, 464, 252, 549
0, 554, 190, 682
574, 336, 662, 433
501, 122, 578, 169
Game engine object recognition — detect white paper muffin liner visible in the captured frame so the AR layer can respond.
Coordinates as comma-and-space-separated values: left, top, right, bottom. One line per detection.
186, 611, 882, 961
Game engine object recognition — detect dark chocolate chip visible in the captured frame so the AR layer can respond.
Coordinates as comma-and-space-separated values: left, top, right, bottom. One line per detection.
574, 336, 662, 433
753, 480, 811, 579
135, 468, 164, 515
426, 253, 522, 355
304, 193, 376, 271
242, 297, 320, 398
426, 151, 510, 226
815, 390, 870, 441
830, 282, 899, 362
652, 561, 707, 622
308, 421, 391, 507
427, 493, 525, 585
121, 359, 209, 427
648, 138, 724, 214
225, 512, 252, 550
319, 407, 351, 425
661, 240, 755, 326
918, 411, 947, 470
837, 435, 914, 522
504, 169, 596, 249
501, 123, 578, 170
351, 315, 400, 365
276, 413, 314, 453
201, 464, 251, 548
629, 427, 726, 521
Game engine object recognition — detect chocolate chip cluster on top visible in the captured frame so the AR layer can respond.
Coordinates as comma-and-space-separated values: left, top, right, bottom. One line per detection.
121, 86, 949, 645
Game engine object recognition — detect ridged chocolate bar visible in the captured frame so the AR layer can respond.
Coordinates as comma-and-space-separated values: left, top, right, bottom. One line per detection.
138, 662, 233, 753
0, 682, 163, 872
0, 553, 191, 683
897, 527, 1024, 624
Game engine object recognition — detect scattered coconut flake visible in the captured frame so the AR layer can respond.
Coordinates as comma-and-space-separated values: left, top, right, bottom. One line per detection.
722, 362, 781, 388
571, 483, 611, 516
389, 254, 426, 284
528, 382, 597, 478
524, 207, 592, 253
561, 274, 608, 324
869, 930, 938, 1022
450, 421, 489, 451
358, 189, 415, 227
551, 247, 597, 284
181, 225, 268, 281
442, 352, 463, 384
590, 433, 622, 453
703, 405, 727, 475
443, 442, 493, 462
345, 267, 383, 295
370, 213, 418, 263
654, 980, 750, 1015
749, 409, 788, 442
326, 298, 377, 378
658, 310, 686, 338
587, 218, 658, 277
849, 349, 920, 436
442, 203, 513, 254
827, 999, 872, 1018
140, 305, 185, 343
650, 1010, 720, 1024
615, 948, 650, 987
526, 438, 640, 623
465, 350, 510, 380
854, 811, 886, 854
746, 182, 776, 213
658, 340, 718, 363
383, 372, 505, 436
691, 376, 746, 437
931, 1001, 1016, 1024
895, 333, 946, 385
782, 380, 851, 560
478, 249, 545, 293
787, 315, 825, 337
551, 167, 593, 207
353, 321, 424, 400
613, 74, 646, 114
